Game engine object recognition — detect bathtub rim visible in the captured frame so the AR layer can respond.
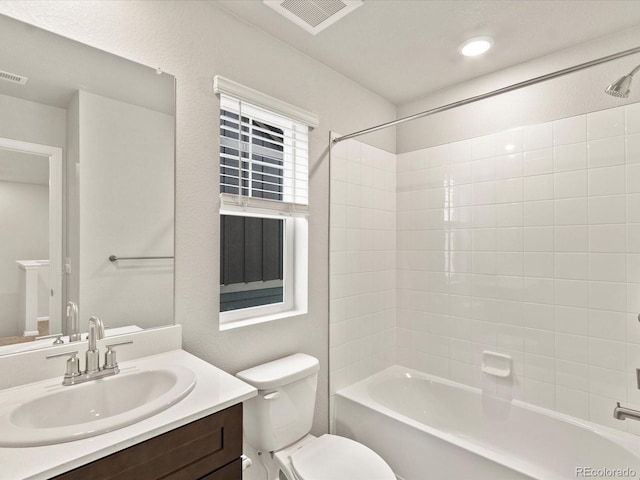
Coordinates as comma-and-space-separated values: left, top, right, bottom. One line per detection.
335, 365, 640, 480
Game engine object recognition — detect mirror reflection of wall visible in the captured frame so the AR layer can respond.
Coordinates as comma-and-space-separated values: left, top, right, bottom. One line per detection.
68, 90, 175, 329
0, 95, 64, 348
0, 14, 175, 353
0, 150, 49, 339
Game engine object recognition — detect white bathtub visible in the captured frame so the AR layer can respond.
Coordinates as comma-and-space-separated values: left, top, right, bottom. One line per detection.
335, 366, 640, 480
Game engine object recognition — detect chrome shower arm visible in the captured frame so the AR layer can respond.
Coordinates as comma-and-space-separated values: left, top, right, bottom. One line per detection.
333, 45, 640, 144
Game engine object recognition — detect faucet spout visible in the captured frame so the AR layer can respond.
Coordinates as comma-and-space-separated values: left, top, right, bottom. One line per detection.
66, 301, 80, 342
48, 317, 131, 386
613, 402, 640, 421
86, 316, 104, 373
87, 316, 104, 350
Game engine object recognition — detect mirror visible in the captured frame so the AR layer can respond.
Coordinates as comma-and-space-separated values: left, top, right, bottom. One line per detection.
0, 15, 175, 354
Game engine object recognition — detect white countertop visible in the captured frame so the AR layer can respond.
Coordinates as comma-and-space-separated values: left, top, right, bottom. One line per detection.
0, 325, 143, 355
0, 349, 257, 480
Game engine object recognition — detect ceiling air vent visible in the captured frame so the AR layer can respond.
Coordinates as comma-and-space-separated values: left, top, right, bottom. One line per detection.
0, 69, 28, 86
264, 0, 363, 35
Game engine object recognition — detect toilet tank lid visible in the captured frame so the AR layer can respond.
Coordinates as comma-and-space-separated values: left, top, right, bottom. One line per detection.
236, 353, 320, 390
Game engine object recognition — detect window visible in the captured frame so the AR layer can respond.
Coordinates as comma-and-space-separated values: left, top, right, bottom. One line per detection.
220, 215, 285, 312
215, 77, 317, 329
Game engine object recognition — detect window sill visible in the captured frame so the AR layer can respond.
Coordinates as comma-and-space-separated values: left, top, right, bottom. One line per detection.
219, 308, 306, 331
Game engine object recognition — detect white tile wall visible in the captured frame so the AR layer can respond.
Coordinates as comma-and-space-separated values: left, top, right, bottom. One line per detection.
329, 103, 640, 435
396, 102, 640, 434
329, 138, 396, 405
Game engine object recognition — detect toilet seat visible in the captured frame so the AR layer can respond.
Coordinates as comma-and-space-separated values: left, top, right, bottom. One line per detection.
289, 434, 395, 480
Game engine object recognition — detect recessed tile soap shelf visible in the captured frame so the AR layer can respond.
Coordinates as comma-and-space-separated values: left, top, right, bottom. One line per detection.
481, 351, 512, 378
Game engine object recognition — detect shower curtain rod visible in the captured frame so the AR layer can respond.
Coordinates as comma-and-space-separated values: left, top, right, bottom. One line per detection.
331, 45, 640, 144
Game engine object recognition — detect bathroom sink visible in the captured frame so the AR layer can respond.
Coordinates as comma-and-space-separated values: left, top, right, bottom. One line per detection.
0, 365, 196, 447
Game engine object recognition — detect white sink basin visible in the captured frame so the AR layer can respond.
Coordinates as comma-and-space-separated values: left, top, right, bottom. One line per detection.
0, 366, 196, 447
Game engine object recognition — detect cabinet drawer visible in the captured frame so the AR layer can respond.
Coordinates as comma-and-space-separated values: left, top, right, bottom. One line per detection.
54, 403, 242, 480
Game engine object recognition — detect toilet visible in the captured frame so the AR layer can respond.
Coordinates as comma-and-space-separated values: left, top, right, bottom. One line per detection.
236, 353, 395, 480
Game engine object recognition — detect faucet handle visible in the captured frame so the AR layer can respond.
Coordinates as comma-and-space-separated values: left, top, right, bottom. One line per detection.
104, 341, 133, 370
37, 333, 65, 345
46, 351, 81, 379
105, 340, 133, 349
46, 350, 78, 359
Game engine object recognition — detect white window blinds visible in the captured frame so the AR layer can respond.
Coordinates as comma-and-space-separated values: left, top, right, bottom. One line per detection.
219, 94, 309, 214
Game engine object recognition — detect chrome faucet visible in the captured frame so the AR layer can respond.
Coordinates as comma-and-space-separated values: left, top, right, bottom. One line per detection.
86, 316, 105, 373
614, 402, 640, 422
66, 301, 81, 342
613, 368, 640, 421
46, 316, 132, 386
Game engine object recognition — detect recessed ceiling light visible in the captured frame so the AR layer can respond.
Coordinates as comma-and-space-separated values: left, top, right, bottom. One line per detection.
459, 36, 494, 57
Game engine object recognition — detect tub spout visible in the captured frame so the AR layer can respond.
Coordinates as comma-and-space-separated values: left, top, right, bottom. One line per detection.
613, 402, 640, 421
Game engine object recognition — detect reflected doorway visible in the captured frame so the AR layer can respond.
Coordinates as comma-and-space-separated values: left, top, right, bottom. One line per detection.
0, 137, 62, 344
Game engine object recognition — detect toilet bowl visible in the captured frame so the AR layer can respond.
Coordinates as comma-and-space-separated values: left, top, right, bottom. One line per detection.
236, 353, 395, 480
273, 433, 395, 480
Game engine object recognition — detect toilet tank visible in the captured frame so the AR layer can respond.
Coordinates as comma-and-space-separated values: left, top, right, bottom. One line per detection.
236, 353, 320, 452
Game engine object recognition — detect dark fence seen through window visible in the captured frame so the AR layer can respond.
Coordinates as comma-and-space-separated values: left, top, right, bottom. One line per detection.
219, 215, 284, 312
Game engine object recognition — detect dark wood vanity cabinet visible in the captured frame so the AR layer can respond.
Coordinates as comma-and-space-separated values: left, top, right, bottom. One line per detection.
54, 403, 243, 480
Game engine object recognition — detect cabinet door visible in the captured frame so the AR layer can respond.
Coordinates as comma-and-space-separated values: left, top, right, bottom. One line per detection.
200, 458, 242, 480
54, 403, 243, 480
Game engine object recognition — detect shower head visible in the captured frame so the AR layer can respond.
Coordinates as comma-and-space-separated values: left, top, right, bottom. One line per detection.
605, 75, 633, 98
606, 64, 640, 98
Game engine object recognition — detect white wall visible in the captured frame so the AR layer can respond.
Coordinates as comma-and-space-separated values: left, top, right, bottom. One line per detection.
386, 25, 640, 435
0, 93, 66, 148
329, 138, 396, 429
76, 90, 174, 329
0, 1, 396, 440
0, 94, 65, 338
396, 26, 640, 153
329, 108, 640, 438
397, 103, 640, 435
0, 181, 48, 337
65, 92, 80, 321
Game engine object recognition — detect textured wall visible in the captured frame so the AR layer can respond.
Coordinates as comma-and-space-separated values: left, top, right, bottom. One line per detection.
0, 1, 396, 438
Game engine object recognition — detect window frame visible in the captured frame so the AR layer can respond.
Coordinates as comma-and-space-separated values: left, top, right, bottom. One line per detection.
218, 211, 308, 330
215, 80, 314, 330
219, 210, 293, 322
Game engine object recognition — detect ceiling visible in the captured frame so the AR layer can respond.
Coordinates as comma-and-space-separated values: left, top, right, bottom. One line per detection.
213, 0, 640, 105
